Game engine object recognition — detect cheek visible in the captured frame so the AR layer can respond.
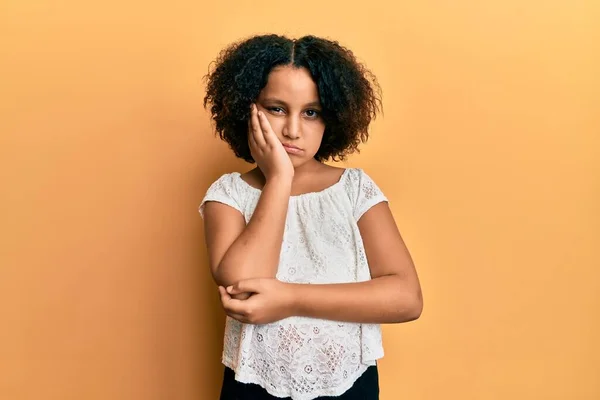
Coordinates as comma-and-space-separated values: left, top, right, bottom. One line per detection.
264, 115, 284, 134
307, 123, 326, 147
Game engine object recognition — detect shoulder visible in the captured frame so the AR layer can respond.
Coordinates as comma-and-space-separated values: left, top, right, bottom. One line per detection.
341, 168, 388, 220
200, 171, 249, 217
342, 168, 379, 191
209, 171, 241, 186
203, 172, 243, 196
343, 167, 366, 181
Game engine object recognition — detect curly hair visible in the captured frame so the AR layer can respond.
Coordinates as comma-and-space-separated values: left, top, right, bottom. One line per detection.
203, 34, 382, 162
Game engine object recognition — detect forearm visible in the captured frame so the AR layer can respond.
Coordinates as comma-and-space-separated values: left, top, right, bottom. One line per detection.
289, 275, 423, 324
215, 178, 290, 287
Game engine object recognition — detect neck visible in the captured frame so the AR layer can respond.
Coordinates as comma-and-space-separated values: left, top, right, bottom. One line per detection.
292, 159, 326, 180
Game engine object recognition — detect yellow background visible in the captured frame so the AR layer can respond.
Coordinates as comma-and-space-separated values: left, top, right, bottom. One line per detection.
1, 0, 598, 399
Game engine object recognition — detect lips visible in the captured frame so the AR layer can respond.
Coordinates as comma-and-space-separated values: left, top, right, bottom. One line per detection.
282, 143, 303, 154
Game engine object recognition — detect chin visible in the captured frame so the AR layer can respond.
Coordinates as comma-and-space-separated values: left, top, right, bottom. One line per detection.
291, 157, 319, 169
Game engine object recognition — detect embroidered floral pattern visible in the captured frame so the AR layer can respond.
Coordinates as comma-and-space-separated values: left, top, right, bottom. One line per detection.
200, 168, 387, 400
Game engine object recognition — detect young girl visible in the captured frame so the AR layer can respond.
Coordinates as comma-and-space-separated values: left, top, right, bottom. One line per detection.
200, 34, 422, 400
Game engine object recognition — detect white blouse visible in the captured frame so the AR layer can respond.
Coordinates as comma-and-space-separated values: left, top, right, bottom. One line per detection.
200, 168, 388, 400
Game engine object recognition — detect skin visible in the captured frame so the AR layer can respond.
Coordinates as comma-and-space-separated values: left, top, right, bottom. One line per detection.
203, 65, 423, 324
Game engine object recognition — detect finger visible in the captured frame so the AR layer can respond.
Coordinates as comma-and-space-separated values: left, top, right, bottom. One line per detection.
218, 286, 231, 304
248, 124, 257, 150
257, 110, 279, 147
251, 105, 266, 148
229, 279, 261, 295
248, 130, 258, 160
227, 283, 245, 295
227, 283, 248, 295
248, 107, 258, 149
222, 298, 247, 316
225, 312, 247, 322
231, 292, 253, 300
223, 300, 248, 319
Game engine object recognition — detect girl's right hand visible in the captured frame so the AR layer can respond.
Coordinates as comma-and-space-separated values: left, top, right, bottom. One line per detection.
248, 104, 294, 182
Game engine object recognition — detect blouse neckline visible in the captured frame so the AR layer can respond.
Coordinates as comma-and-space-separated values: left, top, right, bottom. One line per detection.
234, 168, 350, 199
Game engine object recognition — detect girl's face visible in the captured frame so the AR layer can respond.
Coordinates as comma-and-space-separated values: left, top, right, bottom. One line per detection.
256, 65, 325, 168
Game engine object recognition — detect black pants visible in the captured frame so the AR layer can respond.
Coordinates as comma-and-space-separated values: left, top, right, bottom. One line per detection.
219, 366, 379, 400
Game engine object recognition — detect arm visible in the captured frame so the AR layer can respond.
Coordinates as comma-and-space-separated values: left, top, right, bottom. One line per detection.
203, 177, 290, 288
221, 202, 423, 324
203, 104, 293, 289
290, 202, 422, 323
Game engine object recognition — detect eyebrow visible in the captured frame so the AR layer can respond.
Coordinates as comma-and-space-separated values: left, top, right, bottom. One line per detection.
261, 98, 322, 108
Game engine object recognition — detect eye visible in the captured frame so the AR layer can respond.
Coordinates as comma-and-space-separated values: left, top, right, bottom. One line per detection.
304, 109, 321, 118
268, 107, 285, 114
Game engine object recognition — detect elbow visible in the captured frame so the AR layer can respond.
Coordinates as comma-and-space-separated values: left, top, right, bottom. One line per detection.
213, 268, 243, 289
211, 261, 237, 288
407, 293, 423, 322
409, 286, 424, 321
212, 256, 253, 287
392, 289, 423, 323
212, 259, 278, 288
212, 274, 229, 289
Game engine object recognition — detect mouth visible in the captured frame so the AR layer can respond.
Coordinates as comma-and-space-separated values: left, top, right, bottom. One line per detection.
282, 143, 303, 155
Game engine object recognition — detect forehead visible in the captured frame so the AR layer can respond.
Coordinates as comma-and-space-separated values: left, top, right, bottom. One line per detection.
260, 66, 319, 101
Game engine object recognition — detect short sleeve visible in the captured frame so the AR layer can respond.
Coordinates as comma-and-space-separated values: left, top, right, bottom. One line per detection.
348, 169, 388, 220
198, 173, 244, 218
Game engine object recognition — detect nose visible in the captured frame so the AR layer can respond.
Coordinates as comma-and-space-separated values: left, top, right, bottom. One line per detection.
282, 116, 300, 139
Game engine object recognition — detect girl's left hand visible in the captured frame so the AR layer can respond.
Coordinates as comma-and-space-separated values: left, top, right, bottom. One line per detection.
218, 278, 294, 324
